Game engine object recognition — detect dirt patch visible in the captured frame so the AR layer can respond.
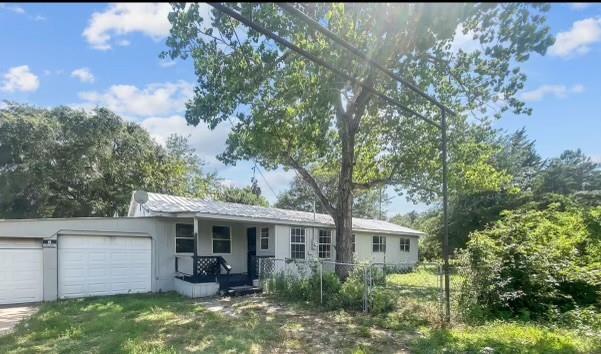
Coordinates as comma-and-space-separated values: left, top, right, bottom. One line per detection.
193, 294, 412, 353
0, 305, 39, 336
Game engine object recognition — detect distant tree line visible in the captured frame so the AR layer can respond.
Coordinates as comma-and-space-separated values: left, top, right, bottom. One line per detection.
0, 103, 267, 218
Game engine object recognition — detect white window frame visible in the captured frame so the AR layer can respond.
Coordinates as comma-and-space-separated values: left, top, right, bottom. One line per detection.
175, 223, 195, 255
372, 235, 386, 253
318, 229, 332, 259
290, 227, 306, 260
352, 234, 356, 254
400, 238, 411, 252
212, 225, 232, 254
260, 227, 269, 250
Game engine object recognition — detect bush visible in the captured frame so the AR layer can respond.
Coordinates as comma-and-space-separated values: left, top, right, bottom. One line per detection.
339, 276, 365, 310
264, 265, 386, 313
459, 203, 601, 320
369, 288, 396, 314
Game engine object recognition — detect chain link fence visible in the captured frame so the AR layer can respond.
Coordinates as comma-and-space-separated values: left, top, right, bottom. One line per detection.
258, 257, 446, 314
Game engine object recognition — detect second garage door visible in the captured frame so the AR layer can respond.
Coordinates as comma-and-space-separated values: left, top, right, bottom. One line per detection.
58, 235, 151, 299
0, 238, 43, 305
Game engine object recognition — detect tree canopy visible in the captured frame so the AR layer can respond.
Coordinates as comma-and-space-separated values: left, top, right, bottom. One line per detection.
391, 127, 601, 258
0, 103, 221, 218
165, 3, 553, 263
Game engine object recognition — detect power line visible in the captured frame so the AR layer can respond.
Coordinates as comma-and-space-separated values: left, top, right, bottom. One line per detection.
277, 3, 455, 116
207, 2, 452, 324
254, 164, 278, 200
207, 3, 440, 129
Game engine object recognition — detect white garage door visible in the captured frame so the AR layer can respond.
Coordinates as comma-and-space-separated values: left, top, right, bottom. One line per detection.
0, 239, 43, 305
58, 235, 151, 299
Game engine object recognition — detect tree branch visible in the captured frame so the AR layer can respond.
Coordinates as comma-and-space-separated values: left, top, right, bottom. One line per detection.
352, 160, 401, 191
286, 155, 336, 215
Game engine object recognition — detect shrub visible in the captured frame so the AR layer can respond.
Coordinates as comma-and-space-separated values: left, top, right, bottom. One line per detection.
369, 288, 396, 314
339, 277, 365, 310
264, 265, 383, 313
459, 203, 601, 320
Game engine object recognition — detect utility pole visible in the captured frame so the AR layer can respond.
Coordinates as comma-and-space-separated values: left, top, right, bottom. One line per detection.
209, 2, 455, 323
441, 109, 451, 323
379, 187, 382, 220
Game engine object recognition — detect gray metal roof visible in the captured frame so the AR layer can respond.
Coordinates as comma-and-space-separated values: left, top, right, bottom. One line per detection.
130, 191, 423, 236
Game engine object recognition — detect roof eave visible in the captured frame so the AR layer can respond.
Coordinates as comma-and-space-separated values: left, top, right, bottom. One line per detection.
144, 210, 423, 236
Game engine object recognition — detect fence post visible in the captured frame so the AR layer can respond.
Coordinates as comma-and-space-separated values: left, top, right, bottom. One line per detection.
363, 266, 368, 313
439, 263, 444, 323
320, 260, 323, 306
258, 258, 263, 282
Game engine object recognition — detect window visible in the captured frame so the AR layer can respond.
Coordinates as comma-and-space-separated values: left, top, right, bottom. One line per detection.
372, 235, 386, 253
176, 224, 194, 254
290, 227, 305, 259
212, 226, 231, 254
352, 234, 356, 253
260, 227, 269, 250
400, 238, 411, 252
318, 229, 332, 259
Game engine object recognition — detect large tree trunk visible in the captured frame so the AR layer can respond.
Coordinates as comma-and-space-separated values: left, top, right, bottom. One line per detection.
335, 112, 355, 277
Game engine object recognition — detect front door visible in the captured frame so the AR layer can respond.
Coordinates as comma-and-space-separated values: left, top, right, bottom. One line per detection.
247, 227, 257, 280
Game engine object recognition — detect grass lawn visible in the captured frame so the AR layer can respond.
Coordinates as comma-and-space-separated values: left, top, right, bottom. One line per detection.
0, 292, 412, 354
382, 266, 601, 354
1, 267, 598, 353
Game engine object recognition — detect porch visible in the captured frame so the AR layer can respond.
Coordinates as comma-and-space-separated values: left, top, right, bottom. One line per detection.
172, 217, 275, 297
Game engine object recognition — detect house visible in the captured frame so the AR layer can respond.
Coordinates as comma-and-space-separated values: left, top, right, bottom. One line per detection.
0, 191, 423, 305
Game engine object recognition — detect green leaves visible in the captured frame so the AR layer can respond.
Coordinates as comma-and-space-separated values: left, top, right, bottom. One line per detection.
460, 202, 601, 319
0, 103, 220, 218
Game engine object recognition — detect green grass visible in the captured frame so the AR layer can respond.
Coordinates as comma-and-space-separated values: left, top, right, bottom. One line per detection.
1, 270, 598, 354
0, 293, 283, 353
412, 322, 600, 354
385, 267, 601, 354
0, 292, 410, 353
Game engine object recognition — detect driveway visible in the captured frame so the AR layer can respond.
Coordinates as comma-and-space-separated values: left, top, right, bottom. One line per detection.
0, 305, 38, 336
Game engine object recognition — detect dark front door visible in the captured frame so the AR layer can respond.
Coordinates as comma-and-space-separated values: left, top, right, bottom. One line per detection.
247, 227, 257, 280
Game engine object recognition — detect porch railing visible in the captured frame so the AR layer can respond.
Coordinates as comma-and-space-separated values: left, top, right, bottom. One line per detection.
175, 255, 232, 281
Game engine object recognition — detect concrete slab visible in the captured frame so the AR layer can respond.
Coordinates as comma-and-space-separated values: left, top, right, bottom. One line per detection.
0, 304, 39, 336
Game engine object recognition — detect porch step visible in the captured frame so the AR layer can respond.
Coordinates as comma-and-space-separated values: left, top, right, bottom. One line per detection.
217, 273, 251, 289
221, 285, 262, 297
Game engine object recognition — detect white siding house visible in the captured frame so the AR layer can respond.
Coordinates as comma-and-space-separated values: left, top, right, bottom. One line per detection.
0, 191, 423, 305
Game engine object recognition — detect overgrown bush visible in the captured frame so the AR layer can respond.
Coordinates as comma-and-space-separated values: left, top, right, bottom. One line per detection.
459, 202, 601, 321
263, 264, 390, 312
369, 288, 396, 314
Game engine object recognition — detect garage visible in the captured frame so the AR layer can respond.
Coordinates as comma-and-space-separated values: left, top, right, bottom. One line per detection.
0, 239, 43, 305
58, 234, 151, 299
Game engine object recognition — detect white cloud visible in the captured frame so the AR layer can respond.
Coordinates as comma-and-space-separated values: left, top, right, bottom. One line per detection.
521, 84, 584, 102
570, 3, 593, 10
11, 6, 25, 14
549, 18, 601, 58
258, 168, 296, 199
82, 3, 172, 50
140, 115, 231, 169
0, 4, 26, 14
159, 60, 176, 68
78, 81, 193, 117
1, 65, 40, 93
71, 67, 95, 83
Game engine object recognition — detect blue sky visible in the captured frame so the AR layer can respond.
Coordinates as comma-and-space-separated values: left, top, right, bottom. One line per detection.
1, 3, 600, 216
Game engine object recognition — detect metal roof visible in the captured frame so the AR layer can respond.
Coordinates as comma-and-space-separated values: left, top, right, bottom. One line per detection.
130, 192, 424, 236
